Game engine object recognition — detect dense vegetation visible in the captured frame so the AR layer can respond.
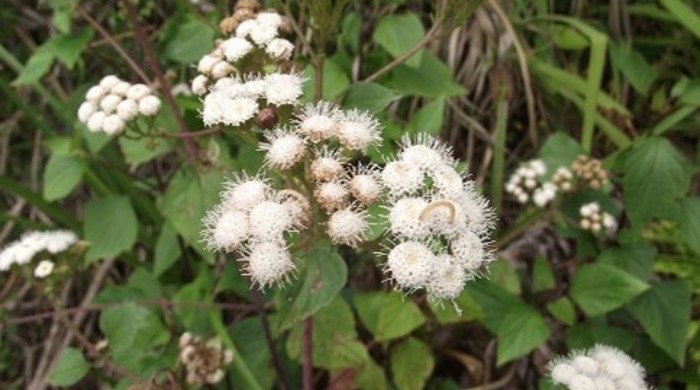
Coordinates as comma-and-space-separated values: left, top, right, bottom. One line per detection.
1, 0, 699, 389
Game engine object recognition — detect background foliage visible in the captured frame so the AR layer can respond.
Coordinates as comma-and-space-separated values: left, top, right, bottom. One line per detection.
1, 0, 699, 389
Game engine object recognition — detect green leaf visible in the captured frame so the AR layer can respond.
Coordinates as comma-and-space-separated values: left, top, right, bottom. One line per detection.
597, 241, 655, 280
553, 25, 590, 50
158, 167, 224, 250
119, 136, 172, 167
231, 317, 276, 390
679, 197, 700, 254
570, 263, 649, 316
390, 337, 434, 390
13, 45, 55, 85
566, 323, 636, 351
537, 132, 585, 175
48, 348, 89, 386
153, 222, 182, 276
84, 196, 138, 262
372, 13, 425, 67
533, 257, 556, 292
303, 57, 351, 100
609, 43, 658, 95
354, 292, 425, 341
496, 304, 551, 365
465, 281, 550, 364
429, 290, 483, 324
659, 0, 700, 40
53, 29, 94, 69
547, 297, 576, 326
386, 53, 466, 97
623, 137, 692, 226
163, 19, 215, 63
42, 154, 86, 201
275, 243, 347, 331
627, 281, 690, 365
343, 81, 402, 114
407, 97, 445, 135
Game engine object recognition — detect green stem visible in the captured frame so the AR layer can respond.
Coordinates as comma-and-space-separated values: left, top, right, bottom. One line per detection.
208, 310, 264, 390
490, 90, 508, 213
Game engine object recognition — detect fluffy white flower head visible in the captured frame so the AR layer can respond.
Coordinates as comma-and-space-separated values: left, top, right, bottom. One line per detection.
87, 111, 107, 133
138, 95, 162, 116
266, 38, 294, 60
327, 209, 367, 247
220, 37, 253, 62
309, 149, 346, 182
348, 172, 381, 205
248, 201, 294, 240
100, 94, 122, 114
260, 129, 306, 170
244, 241, 294, 288
314, 181, 348, 212
427, 254, 466, 300
388, 197, 430, 240
127, 84, 152, 101
116, 99, 139, 121
34, 260, 55, 278
399, 135, 455, 171
102, 114, 125, 135
191, 75, 209, 96
450, 230, 489, 270
264, 73, 304, 106
202, 208, 249, 252
85, 85, 106, 102
222, 177, 271, 212
77, 102, 97, 123
337, 109, 381, 151
295, 102, 339, 142
0, 230, 77, 273
381, 160, 424, 197
99, 75, 121, 90
386, 241, 435, 290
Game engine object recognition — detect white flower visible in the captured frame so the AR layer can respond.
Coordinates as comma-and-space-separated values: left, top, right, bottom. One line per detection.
309, 148, 346, 182
221, 176, 271, 212
220, 37, 253, 62
264, 73, 304, 106
126, 84, 152, 101
266, 38, 294, 60
430, 165, 464, 199
533, 182, 557, 207
202, 207, 249, 251
399, 135, 455, 171
197, 54, 221, 74
248, 201, 294, 240
427, 254, 466, 300
295, 102, 339, 142
348, 168, 381, 205
381, 160, 424, 197
87, 111, 107, 133
99, 75, 121, 90
116, 99, 139, 121
250, 23, 279, 45
0, 230, 77, 273
85, 85, 106, 102
241, 78, 267, 98
420, 199, 465, 237
386, 241, 435, 290
450, 230, 490, 270
77, 102, 97, 123
327, 209, 367, 247
102, 114, 125, 135
337, 109, 381, 151
548, 345, 650, 390
244, 241, 294, 288
235, 19, 258, 39
111, 81, 132, 96
138, 95, 161, 116
34, 260, 55, 278
100, 94, 122, 114
455, 189, 494, 236
314, 181, 349, 212
260, 129, 306, 170
191, 75, 209, 96
44, 231, 78, 253
202, 92, 257, 127
530, 159, 547, 176
211, 61, 235, 79
256, 12, 283, 28
388, 197, 430, 240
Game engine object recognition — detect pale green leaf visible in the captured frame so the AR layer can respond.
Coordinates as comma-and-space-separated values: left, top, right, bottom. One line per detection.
84, 196, 138, 262
354, 292, 425, 341
570, 263, 649, 316
390, 337, 434, 390
373, 13, 425, 67
48, 348, 89, 386
43, 154, 86, 201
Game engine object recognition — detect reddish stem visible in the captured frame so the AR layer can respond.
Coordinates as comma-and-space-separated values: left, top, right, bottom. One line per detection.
302, 318, 313, 390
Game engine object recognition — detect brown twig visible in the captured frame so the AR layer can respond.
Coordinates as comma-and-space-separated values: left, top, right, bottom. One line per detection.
302, 318, 313, 390
250, 289, 290, 390
78, 7, 150, 84
122, 0, 199, 160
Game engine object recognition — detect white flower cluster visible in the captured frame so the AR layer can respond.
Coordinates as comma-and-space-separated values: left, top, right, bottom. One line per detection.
191, 10, 294, 96
179, 333, 233, 386
579, 202, 616, 233
552, 166, 575, 193
0, 230, 77, 274
201, 175, 310, 287
258, 101, 383, 247
505, 159, 557, 207
77, 75, 161, 135
201, 73, 305, 127
381, 135, 494, 302
548, 344, 650, 390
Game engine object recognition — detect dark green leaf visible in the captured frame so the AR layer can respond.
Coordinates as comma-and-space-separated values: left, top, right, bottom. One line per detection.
609, 43, 658, 95
275, 243, 347, 331
496, 304, 550, 365
48, 348, 89, 386
627, 281, 690, 365
407, 97, 445, 135
533, 257, 556, 292
354, 292, 425, 341
547, 297, 576, 326
570, 263, 649, 316
163, 19, 215, 63
84, 196, 138, 262
13, 46, 55, 85
537, 132, 584, 175
53, 29, 94, 69
153, 223, 182, 276
386, 53, 465, 97
43, 154, 86, 201
372, 13, 425, 67
679, 197, 700, 253
343, 81, 402, 114
231, 317, 276, 389
597, 241, 655, 280
390, 337, 434, 390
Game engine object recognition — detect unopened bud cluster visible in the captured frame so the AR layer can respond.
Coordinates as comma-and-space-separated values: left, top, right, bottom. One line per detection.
382, 135, 494, 302
579, 202, 615, 234
548, 344, 649, 390
202, 175, 310, 287
505, 159, 556, 207
572, 155, 608, 189
77, 75, 161, 135
179, 333, 233, 386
